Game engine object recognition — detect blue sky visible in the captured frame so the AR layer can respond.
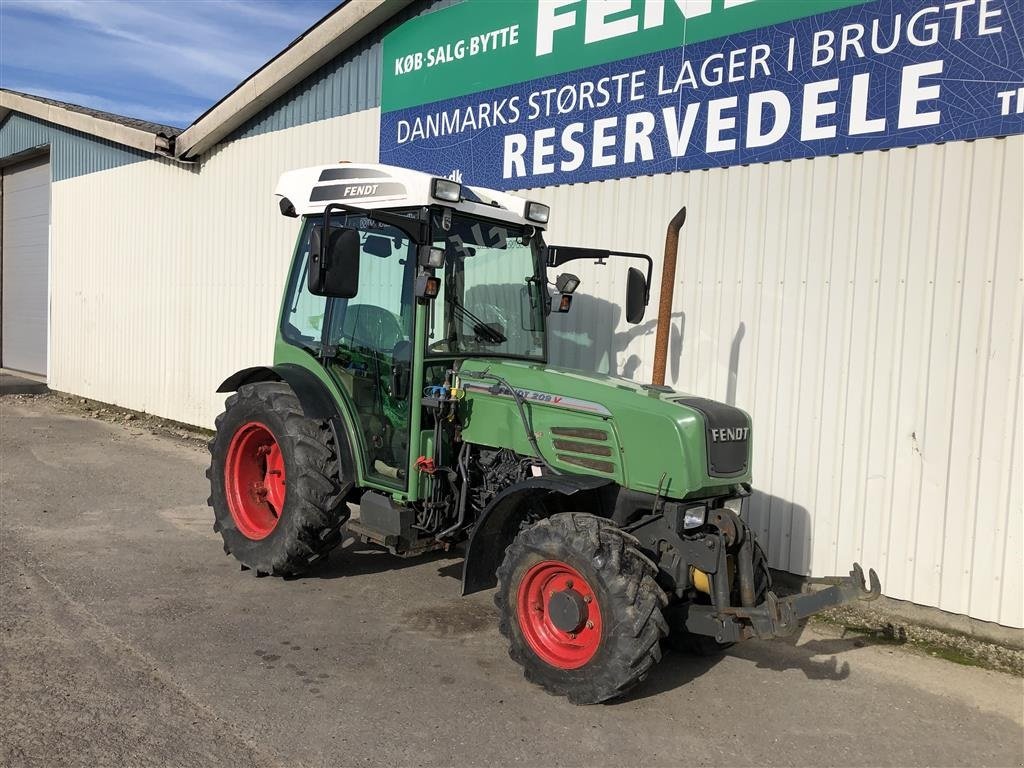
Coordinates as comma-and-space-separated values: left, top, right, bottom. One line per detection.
1, 0, 341, 128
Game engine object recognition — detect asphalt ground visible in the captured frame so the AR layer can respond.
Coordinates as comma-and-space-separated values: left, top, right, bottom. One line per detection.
2, 393, 1022, 768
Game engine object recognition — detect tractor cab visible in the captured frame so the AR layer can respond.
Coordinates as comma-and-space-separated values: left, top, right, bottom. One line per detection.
272, 163, 650, 489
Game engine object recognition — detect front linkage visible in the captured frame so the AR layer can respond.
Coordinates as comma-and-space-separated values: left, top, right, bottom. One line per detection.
701, 563, 882, 643
628, 506, 881, 645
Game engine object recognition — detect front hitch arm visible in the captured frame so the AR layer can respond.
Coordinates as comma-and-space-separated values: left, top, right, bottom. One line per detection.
717, 563, 882, 639
798, 563, 882, 615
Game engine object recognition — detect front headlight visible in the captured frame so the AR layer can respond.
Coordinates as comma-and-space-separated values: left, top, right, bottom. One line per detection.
682, 504, 706, 529
723, 497, 743, 516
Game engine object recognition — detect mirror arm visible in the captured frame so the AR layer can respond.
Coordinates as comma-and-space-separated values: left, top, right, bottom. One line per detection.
322, 202, 429, 243
320, 203, 344, 275
546, 245, 654, 305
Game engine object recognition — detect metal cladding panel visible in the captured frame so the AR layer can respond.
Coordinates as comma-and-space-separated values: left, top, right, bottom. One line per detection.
232, 38, 382, 141
48, 108, 380, 429
0, 113, 149, 181
229, 0, 457, 143
522, 136, 1023, 629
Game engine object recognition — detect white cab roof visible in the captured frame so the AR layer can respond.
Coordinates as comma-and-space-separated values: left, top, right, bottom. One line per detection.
275, 163, 543, 229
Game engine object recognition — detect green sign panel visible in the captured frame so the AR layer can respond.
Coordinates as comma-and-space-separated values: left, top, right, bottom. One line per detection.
381, 0, 872, 113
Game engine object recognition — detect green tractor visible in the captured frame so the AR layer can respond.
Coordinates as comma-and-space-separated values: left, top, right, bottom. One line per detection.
208, 163, 879, 704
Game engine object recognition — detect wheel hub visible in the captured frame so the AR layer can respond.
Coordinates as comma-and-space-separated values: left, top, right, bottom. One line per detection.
224, 421, 286, 540
516, 560, 603, 669
547, 588, 587, 633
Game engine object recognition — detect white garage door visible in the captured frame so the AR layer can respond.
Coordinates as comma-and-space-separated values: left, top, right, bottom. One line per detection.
2, 155, 50, 377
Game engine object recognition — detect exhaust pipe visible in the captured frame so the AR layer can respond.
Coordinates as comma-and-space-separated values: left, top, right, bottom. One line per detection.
652, 206, 687, 386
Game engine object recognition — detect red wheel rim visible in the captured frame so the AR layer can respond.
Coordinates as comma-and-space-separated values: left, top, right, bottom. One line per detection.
516, 560, 603, 669
224, 422, 286, 540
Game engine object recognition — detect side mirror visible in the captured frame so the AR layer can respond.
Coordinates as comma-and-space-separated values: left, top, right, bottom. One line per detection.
309, 225, 360, 298
626, 267, 647, 324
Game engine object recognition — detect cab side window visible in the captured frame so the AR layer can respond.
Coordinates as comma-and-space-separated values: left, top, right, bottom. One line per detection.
281, 220, 327, 353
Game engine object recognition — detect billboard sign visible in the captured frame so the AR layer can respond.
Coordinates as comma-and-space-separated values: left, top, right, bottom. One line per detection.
380, 0, 1024, 190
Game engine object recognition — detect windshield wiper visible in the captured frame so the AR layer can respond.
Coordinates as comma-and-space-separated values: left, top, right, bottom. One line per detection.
447, 297, 507, 344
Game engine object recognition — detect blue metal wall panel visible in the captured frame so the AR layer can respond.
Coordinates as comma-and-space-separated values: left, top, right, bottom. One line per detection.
232, 36, 381, 141
0, 113, 150, 181
230, 0, 460, 143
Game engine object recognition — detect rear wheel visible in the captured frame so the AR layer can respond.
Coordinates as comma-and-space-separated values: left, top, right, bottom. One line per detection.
207, 382, 350, 575
495, 513, 668, 704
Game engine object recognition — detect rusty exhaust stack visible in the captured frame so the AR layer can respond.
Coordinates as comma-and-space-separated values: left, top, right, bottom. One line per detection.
651, 206, 687, 386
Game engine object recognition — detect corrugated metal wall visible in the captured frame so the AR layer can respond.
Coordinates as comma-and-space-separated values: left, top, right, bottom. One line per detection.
41, 90, 1022, 627
49, 108, 380, 426
0, 113, 150, 180
229, 0, 453, 142
231, 37, 381, 142
524, 136, 1023, 628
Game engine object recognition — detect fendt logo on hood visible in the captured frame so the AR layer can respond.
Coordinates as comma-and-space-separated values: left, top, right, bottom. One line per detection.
710, 427, 749, 443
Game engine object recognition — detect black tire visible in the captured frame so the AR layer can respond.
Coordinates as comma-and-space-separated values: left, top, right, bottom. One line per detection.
669, 538, 772, 656
207, 382, 351, 575
495, 513, 668, 704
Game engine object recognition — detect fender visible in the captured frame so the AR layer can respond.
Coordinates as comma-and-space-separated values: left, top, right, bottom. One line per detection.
218, 364, 344, 422
461, 474, 612, 596
216, 364, 356, 487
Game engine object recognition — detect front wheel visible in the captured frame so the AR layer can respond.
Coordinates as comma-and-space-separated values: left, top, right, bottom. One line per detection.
495, 513, 668, 704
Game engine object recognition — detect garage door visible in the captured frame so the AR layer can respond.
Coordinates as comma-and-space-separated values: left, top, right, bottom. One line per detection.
1, 155, 50, 377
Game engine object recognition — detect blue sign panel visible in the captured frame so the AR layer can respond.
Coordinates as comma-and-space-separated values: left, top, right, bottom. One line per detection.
380, 0, 1024, 190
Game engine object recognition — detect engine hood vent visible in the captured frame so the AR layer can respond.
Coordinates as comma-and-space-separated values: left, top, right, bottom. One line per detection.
549, 426, 616, 475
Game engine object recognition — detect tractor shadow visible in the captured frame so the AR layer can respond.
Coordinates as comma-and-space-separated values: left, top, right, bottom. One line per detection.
623, 617, 903, 704
547, 292, 684, 378
619, 633, 866, 704
300, 533, 465, 581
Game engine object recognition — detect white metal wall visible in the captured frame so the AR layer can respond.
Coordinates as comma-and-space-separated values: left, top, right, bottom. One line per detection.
49, 108, 380, 427
525, 136, 1023, 628
47, 108, 1022, 627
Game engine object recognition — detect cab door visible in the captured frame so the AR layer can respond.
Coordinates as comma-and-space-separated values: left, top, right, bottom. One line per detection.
325, 217, 416, 487
280, 215, 416, 489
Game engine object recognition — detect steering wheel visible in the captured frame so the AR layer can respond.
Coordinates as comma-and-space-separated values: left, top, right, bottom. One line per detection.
474, 301, 508, 336
339, 304, 405, 352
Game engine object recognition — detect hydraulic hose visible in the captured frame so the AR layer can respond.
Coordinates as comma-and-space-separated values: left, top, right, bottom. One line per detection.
460, 369, 561, 475
436, 442, 472, 541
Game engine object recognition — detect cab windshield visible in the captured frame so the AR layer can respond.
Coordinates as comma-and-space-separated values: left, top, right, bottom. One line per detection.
426, 212, 546, 360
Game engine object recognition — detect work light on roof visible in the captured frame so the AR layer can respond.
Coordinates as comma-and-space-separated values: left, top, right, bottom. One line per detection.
431, 178, 462, 203
525, 201, 550, 224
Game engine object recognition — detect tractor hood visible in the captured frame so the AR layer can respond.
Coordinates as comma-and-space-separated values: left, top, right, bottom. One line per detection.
457, 359, 751, 499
